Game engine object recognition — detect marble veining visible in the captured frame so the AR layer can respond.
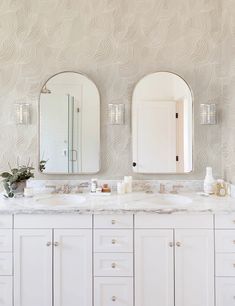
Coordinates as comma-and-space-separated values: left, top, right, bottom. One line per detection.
0, 191, 235, 215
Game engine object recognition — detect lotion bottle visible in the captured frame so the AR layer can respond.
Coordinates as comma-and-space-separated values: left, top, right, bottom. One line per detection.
216, 179, 227, 197
204, 167, 215, 194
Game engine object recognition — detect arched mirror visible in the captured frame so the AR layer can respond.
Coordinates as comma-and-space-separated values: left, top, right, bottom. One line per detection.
39, 71, 100, 174
132, 71, 193, 174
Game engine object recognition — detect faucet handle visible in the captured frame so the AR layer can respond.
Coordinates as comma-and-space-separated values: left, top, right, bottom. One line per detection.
159, 183, 166, 194
45, 185, 57, 193
61, 184, 72, 194
170, 185, 184, 194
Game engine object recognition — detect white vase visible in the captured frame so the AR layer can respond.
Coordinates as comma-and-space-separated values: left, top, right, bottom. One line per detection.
204, 167, 215, 194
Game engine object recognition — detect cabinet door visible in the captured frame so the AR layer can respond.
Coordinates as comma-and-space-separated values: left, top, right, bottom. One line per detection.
94, 277, 133, 306
54, 229, 92, 306
216, 277, 235, 306
175, 229, 214, 306
0, 276, 12, 306
135, 229, 174, 306
14, 229, 52, 306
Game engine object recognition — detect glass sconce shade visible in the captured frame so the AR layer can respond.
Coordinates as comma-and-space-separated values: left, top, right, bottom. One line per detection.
108, 104, 125, 125
200, 104, 217, 125
15, 103, 31, 125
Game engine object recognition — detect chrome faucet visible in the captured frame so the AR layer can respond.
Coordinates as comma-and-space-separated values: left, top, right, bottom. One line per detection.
76, 182, 89, 193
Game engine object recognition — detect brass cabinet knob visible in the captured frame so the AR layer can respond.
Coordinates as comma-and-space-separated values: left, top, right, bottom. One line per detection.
176, 242, 181, 247
46, 242, 52, 247
169, 242, 174, 247
111, 239, 116, 244
111, 220, 116, 225
54, 242, 59, 247
111, 262, 116, 268
111, 296, 117, 302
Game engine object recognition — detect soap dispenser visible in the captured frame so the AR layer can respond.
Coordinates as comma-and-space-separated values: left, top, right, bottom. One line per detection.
204, 167, 215, 194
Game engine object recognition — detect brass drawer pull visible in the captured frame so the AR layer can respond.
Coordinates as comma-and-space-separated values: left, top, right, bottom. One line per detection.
111, 239, 116, 244
111, 220, 116, 225
112, 296, 117, 302
111, 262, 116, 268
54, 242, 59, 247
169, 242, 174, 247
176, 242, 181, 247
46, 242, 52, 247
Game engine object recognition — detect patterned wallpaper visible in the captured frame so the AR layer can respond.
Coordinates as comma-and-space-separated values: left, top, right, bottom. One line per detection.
221, 0, 235, 182
0, 0, 223, 180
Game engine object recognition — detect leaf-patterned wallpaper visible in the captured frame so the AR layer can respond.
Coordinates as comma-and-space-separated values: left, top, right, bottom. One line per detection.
0, 0, 224, 180
221, 0, 235, 182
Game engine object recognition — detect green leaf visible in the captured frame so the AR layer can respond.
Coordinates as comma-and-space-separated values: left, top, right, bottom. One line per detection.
8, 192, 14, 198
0, 172, 11, 178
2, 181, 13, 197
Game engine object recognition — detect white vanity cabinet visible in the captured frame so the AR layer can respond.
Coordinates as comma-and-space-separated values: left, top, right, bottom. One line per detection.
135, 215, 214, 306
14, 215, 92, 306
215, 214, 235, 306
0, 211, 225, 306
93, 215, 134, 306
14, 229, 52, 306
0, 216, 13, 306
135, 229, 174, 306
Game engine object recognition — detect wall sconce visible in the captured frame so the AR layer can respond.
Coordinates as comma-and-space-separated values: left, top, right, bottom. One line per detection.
108, 104, 125, 125
200, 104, 217, 125
15, 103, 31, 125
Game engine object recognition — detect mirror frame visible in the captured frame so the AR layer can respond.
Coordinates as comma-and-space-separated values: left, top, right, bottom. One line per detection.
132, 71, 194, 174
38, 71, 101, 175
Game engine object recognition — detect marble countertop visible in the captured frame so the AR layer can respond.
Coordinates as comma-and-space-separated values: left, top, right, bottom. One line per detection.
0, 191, 235, 214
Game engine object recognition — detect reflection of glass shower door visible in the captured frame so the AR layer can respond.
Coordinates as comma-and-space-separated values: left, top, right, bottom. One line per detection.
68, 95, 80, 173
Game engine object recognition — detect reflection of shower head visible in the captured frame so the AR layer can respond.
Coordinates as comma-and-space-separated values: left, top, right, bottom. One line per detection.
41, 85, 51, 94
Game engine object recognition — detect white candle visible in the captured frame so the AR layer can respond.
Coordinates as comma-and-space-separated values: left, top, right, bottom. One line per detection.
124, 176, 132, 193
117, 182, 126, 194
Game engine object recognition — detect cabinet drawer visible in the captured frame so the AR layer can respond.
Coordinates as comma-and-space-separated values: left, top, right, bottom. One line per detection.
94, 230, 133, 253
0, 216, 12, 228
216, 277, 235, 306
94, 253, 133, 277
135, 214, 213, 229
216, 230, 235, 252
94, 277, 133, 306
215, 214, 235, 229
0, 253, 12, 276
216, 254, 235, 276
0, 276, 12, 305
94, 215, 133, 229
14, 214, 92, 228
0, 230, 12, 252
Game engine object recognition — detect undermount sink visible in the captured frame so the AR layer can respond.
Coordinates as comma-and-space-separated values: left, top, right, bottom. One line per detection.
148, 194, 192, 207
34, 194, 87, 207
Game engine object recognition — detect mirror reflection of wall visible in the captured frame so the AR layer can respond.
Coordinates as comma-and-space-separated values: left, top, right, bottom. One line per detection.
132, 72, 193, 174
39, 72, 100, 174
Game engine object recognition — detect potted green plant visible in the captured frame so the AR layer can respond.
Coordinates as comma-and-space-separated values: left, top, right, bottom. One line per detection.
0, 161, 34, 198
